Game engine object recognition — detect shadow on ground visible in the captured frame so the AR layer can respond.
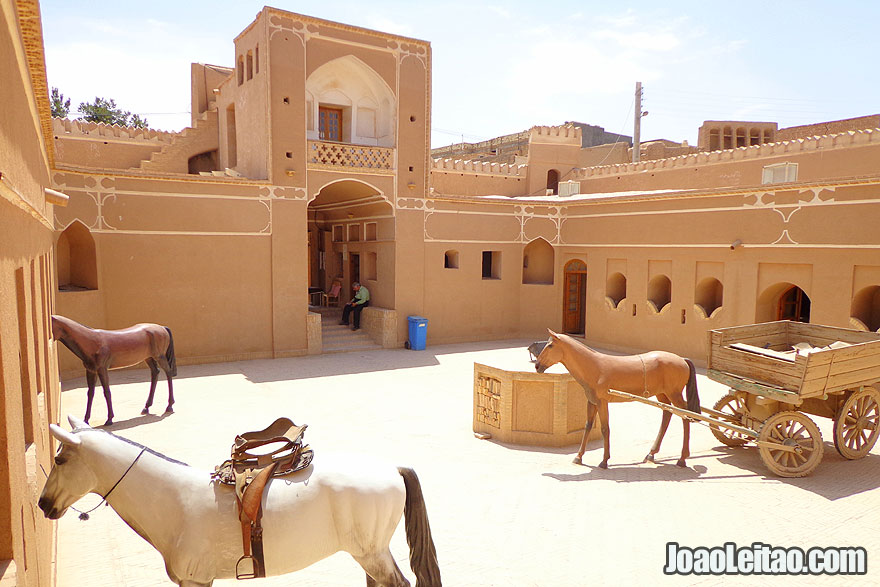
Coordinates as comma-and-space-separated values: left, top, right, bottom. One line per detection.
60, 339, 534, 390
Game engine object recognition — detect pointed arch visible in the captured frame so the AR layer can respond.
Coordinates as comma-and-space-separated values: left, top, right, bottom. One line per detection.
757, 282, 811, 323
522, 238, 554, 284
306, 55, 397, 147
851, 285, 880, 331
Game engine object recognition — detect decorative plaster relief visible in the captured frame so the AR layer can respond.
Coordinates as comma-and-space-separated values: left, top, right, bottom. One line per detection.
742, 187, 837, 246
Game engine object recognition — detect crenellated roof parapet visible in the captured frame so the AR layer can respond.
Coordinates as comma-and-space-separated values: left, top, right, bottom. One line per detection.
571, 128, 880, 179
431, 157, 527, 177
52, 118, 177, 143
528, 123, 582, 145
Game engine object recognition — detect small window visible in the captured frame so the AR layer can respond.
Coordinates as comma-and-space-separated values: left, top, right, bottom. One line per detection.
237, 56, 244, 85
332, 225, 344, 242
482, 251, 501, 279
444, 250, 459, 269
762, 162, 798, 184
255, 45, 259, 74
246, 51, 254, 81
347, 224, 360, 242
365, 222, 377, 241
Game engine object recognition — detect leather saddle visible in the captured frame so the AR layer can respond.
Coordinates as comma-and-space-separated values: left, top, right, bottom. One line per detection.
212, 417, 314, 579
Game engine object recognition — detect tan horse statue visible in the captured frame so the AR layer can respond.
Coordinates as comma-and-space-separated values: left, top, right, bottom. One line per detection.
535, 330, 700, 469
51, 315, 177, 426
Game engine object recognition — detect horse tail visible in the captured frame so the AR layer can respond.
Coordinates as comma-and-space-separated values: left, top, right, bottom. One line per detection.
684, 358, 701, 414
397, 467, 441, 586
164, 327, 177, 377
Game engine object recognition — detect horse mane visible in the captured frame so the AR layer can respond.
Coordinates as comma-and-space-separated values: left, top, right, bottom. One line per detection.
73, 427, 190, 467
556, 332, 594, 353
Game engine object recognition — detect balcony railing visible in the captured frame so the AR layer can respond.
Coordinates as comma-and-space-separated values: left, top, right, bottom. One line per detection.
307, 141, 395, 175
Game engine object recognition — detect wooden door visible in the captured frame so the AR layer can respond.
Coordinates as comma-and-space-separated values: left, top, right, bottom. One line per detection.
563, 260, 587, 334
778, 286, 811, 322
319, 107, 342, 142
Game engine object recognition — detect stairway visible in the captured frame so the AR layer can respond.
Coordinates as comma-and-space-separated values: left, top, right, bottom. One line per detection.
315, 307, 383, 353
136, 109, 219, 174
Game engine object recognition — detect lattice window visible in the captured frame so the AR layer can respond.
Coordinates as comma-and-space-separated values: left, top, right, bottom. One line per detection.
308, 141, 394, 171
476, 375, 502, 428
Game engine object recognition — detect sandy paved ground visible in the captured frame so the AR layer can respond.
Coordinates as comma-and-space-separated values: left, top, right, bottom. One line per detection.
51, 339, 880, 586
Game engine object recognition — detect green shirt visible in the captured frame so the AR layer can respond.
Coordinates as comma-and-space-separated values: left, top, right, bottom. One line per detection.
353, 285, 370, 305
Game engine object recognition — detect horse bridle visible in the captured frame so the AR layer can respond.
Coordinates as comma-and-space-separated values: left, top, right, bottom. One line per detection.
41, 446, 148, 521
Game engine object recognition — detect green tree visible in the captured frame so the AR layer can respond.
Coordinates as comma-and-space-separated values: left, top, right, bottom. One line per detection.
50, 87, 71, 118
77, 97, 149, 128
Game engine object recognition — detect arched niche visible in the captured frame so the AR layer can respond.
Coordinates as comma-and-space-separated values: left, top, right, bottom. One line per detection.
647, 274, 671, 313
56, 220, 97, 291
606, 272, 626, 309
522, 238, 554, 284
851, 285, 880, 331
695, 277, 723, 318
305, 56, 396, 147
444, 250, 459, 269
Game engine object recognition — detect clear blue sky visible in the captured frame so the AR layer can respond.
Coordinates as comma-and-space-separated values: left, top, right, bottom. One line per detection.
39, 1, 880, 148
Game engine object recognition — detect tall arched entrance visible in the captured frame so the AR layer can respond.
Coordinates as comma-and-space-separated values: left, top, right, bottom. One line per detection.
307, 180, 393, 305
563, 259, 587, 334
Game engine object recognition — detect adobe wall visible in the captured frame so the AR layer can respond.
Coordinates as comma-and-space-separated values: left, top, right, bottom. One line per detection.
430, 158, 527, 196
228, 18, 269, 180
412, 179, 880, 362
51, 119, 172, 171
525, 125, 582, 195
0, 1, 63, 585
51, 172, 313, 376
191, 63, 232, 124
572, 130, 880, 193
778, 115, 880, 141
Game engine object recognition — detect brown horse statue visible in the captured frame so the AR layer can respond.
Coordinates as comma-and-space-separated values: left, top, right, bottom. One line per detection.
51, 315, 177, 426
535, 329, 700, 469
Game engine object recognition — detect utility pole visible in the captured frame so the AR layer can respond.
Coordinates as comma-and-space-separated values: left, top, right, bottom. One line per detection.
633, 81, 643, 163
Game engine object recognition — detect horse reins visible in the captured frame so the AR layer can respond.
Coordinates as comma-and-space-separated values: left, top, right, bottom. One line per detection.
41, 446, 148, 521
639, 355, 648, 395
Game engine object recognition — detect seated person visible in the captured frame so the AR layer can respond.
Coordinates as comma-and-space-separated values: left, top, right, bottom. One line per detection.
339, 282, 370, 331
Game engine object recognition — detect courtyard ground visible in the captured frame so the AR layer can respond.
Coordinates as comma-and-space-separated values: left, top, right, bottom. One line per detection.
52, 339, 880, 586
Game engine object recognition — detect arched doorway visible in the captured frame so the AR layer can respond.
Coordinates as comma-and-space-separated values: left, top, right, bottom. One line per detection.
308, 180, 393, 304
546, 169, 559, 195
563, 259, 587, 334
778, 286, 811, 322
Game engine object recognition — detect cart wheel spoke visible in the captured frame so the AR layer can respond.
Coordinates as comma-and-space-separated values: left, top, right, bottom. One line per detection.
710, 392, 750, 448
834, 388, 880, 460
758, 411, 823, 478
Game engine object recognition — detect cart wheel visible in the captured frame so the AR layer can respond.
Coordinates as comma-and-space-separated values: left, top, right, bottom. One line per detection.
757, 411, 824, 478
833, 387, 880, 460
710, 392, 749, 447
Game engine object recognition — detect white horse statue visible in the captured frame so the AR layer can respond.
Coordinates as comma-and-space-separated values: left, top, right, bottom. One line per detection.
39, 416, 441, 586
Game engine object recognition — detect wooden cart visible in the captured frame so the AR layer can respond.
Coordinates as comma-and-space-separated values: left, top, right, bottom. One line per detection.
704, 321, 880, 477
602, 321, 880, 477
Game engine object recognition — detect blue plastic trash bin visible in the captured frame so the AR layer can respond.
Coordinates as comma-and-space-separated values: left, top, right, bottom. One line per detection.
407, 316, 429, 350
